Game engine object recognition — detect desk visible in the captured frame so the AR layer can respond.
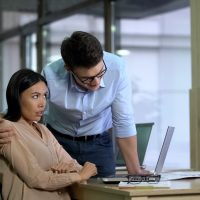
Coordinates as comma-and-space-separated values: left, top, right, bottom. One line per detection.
72, 178, 200, 200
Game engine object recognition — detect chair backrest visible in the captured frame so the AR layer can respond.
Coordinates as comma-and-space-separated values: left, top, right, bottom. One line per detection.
116, 122, 154, 166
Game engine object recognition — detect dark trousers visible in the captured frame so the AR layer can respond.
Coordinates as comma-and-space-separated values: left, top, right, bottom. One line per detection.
47, 125, 115, 177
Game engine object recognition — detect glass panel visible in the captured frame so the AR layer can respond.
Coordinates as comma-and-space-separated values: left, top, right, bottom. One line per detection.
0, 0, 37, 32
25, 33, 37, 71
43, 1, 104, 66
117, 7, 191, 170
46, 0, 90, 13
0, 37, 20, 111
2, 11, 37, 31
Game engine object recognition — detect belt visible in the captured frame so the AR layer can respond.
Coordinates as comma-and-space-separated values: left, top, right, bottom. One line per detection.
47, 124, 102, 142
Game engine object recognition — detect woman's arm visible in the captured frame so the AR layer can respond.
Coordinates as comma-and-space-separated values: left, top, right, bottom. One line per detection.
0, 133, 82, 191
41, 125, 82, 172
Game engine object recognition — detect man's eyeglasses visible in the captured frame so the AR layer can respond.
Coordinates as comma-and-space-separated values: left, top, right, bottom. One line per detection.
71, 60, 107, 84
127, 174, 161, 184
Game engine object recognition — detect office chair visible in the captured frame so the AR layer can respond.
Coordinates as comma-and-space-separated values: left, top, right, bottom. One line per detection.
115, 122, 154, 166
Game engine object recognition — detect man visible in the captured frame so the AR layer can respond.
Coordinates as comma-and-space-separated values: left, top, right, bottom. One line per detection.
0, 31, 148, 177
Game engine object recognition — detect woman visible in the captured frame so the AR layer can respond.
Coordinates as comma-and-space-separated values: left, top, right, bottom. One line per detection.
0, 69, 97, 200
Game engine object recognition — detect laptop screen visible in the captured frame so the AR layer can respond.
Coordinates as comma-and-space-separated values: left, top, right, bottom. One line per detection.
154, 126, 175, 175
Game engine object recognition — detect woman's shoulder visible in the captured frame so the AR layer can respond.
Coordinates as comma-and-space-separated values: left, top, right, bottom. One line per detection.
0, 118, 13, 127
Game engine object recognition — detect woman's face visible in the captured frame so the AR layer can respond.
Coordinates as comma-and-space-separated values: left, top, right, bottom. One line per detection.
19, 81, 48, 124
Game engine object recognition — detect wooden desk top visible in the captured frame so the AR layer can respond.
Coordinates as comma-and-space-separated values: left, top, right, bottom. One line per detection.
72, 178, 200, 200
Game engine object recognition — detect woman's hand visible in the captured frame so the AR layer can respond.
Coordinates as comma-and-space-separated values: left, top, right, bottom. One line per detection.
78, 162, 97, 181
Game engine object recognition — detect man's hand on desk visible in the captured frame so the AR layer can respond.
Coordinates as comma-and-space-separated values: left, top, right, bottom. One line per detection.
127, 165, 152, 175
137, 165, 152, 175
139, 168, 152, 175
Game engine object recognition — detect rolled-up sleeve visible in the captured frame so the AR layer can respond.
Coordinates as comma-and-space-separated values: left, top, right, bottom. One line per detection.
111, 62, 136, 138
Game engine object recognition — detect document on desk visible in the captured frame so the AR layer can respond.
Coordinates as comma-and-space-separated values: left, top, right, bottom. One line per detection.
118, 181, 171, 189
161, 171, 200, 181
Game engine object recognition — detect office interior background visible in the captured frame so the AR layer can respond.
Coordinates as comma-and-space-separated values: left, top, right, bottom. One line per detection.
0, 0, 191, 170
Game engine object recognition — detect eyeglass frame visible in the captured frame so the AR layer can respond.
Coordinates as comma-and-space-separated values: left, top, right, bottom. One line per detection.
126, 174, 161, 184
70, 59, 107, 84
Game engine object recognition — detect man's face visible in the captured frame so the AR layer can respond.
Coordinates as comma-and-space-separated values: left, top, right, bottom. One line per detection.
69, 60, 107, 91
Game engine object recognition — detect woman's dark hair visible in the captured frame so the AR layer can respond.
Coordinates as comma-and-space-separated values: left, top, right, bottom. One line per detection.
4, 69, 48, 122
61, 31, 103, 69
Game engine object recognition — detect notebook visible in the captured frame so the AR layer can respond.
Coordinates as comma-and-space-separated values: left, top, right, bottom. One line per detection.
101, 126, 175, 183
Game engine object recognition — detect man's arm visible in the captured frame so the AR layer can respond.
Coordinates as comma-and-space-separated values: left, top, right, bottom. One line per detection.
0, 118, 15, 146
117, 135, 149, 174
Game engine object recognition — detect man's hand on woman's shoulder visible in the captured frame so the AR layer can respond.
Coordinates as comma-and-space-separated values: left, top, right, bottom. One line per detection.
0, 118, 15, 146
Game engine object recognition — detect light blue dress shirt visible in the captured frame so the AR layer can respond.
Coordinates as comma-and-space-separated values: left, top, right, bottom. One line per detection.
42, 51, 136, 138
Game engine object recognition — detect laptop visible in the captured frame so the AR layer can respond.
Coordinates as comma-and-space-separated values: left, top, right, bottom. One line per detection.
101, 126, 175, 183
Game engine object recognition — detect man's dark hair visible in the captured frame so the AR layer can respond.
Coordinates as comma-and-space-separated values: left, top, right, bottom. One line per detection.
60, 31, 103, 69
4, 69, 48, 122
